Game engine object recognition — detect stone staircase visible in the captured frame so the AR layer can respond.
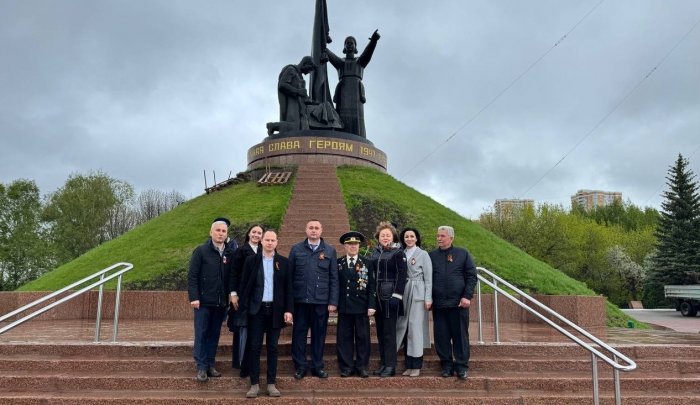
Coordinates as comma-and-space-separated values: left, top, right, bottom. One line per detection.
0, 339, 699, 403
277, 164, 351, 257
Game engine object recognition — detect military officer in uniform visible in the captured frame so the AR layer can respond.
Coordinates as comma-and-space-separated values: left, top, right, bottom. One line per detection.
336, 231, 376, 378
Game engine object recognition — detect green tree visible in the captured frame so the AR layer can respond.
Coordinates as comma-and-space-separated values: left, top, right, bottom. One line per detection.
607, 245, 644, 301
575, 199, 659, 231
0, 180, 55, 290
480, 200, 659, 307
103, 180, 136, 240
651, 154, 700, 286
43, 172, 131, 263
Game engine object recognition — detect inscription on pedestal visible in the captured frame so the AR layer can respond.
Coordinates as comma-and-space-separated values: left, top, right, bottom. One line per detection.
247, 136, 387, 171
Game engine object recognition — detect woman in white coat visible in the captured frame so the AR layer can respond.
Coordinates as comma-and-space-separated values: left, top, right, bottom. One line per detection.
396, 227, 433, 377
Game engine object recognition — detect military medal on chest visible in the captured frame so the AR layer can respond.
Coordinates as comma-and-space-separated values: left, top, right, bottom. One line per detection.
355, 259, 368, 291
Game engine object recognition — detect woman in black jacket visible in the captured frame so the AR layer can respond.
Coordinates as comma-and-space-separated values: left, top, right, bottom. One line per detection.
370, 221, 407, 377
228, 224, 264, 375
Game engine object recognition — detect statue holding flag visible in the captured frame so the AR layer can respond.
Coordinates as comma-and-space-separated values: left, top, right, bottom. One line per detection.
266, 0, 379, 140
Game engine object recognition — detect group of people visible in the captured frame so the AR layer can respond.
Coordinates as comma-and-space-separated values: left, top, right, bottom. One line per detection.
187, 218, 478, 398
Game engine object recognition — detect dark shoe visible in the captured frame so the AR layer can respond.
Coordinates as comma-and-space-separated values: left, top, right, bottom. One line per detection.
441, 369, 454, 378
358, 369, 369, 378
294, 369, 306, 380
207, 367, 221, 378
339, 369, 353, 377
379, 367, 395, 377
372, 366, 386, 376
311, 369, 329, 378
196, 369, 209, 382
239, 369, 249, 378
457, 370, 469, 380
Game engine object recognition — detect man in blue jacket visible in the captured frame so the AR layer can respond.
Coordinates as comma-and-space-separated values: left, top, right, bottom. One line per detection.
429, 225, 478, 380
188, 217, 235, 382
289, 219, 339, 379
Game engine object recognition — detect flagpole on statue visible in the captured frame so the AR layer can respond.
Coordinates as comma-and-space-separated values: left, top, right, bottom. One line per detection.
310, 0, 332, 104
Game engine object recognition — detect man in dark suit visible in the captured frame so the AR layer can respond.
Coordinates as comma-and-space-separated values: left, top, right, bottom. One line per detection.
237, 230, 293, 398
336, 231, 376, 378
289, 219, 339, 379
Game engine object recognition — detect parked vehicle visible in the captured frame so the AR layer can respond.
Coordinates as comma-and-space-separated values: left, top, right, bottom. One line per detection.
664, 285, 700, 317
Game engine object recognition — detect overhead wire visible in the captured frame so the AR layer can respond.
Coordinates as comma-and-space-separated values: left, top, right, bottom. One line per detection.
400, 0, 606, 178
521, 14, 700, 199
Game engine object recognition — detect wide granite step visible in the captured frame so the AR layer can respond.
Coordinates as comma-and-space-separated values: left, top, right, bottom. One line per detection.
3, 389, 700, 405
0, 356, 697, 374
0, 370, 698, 392
3, 341, 697, 359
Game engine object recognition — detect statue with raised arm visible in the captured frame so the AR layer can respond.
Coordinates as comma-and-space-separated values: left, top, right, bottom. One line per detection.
324, 30, 380, 138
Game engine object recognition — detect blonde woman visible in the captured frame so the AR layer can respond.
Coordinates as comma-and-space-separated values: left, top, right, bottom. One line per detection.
370, 221, 407, 377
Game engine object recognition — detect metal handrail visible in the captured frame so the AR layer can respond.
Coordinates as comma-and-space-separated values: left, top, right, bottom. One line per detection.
0, 262, 133, 342
476, 266, 636, 405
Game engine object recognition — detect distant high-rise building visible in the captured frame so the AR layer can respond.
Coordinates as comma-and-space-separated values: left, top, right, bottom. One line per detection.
571, 189, 622, 211
494, 199, 534, 219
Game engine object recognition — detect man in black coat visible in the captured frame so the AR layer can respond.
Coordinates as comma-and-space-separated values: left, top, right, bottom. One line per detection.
429, 225, 478, 380
237, 230, 293, 398
336, 231, 376, 378
187, 217, 235, 382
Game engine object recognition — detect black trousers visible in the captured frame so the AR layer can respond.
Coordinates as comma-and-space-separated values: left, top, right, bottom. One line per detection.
374, 310, 398, 368
401, 334, 424, 369
292, 303, 329, 371
232, 327, 249, 373
433, 307, 470, 372
247, 304, 281, 385
336, 313, 370, 371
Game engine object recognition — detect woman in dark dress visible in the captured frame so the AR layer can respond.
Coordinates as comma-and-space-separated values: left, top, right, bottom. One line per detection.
229, 224, 264, 376
370, 221, 407, 377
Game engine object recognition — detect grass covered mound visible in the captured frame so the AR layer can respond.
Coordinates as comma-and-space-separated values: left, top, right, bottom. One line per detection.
19, 180, 293, 291
337, 166, 638, 327
20, 165, 638, 327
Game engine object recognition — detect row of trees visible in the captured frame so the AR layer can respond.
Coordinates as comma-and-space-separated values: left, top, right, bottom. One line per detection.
0, 172, 185, 290
480, 200, 658, 307
479, 154, 700, 308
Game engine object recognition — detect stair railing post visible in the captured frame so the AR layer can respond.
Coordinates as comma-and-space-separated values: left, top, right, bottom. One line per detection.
94, 273, 105, 343
493, 279, 500, 343
476, 278, 484, 344
613, 354, 621, 405
591, 353, 599, 405
112, 274, 124, 342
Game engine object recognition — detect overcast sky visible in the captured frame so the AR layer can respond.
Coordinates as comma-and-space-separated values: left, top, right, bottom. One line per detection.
2, 0, 699, 219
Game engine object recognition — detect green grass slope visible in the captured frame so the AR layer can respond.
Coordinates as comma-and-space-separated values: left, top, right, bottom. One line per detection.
20, 166, 637, 327
19, 181, 293, 291
337, 166, 637, 327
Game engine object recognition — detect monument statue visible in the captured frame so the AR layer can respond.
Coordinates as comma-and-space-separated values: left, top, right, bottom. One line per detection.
323, 30, 380, 138
266, 0, 379, 139
267, 55, 343, 136
267, 56, 315, 135
248, 0, 388, 172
